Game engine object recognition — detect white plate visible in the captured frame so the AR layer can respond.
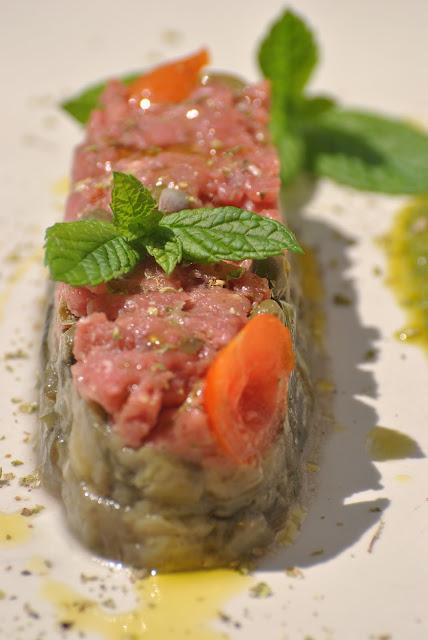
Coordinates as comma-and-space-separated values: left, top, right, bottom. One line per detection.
1, 1, 428, 639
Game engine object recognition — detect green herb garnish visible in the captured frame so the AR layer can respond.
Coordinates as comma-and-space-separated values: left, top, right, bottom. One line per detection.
258, 9, 428, 194
44, 172, 302, 286
249, 581, 274, 598
303, 109, 428, 194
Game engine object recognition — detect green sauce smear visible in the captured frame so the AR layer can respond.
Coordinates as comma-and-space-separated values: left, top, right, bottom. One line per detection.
385, 197, 428, 353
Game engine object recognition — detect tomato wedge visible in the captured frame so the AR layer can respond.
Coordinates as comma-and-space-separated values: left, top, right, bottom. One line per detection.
128, 48, 210, 105
204, 314, 295, 465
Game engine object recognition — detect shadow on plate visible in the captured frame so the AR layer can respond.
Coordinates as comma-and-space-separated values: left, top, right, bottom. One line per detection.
260, 177, 390, 571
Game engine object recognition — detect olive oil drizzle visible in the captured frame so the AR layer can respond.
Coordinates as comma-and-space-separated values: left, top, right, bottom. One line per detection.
366, 426, 423, 462
43, 569, 251, 640
0, 511, 32, 545
384, 198, 428, 353
0, 249, 43, 322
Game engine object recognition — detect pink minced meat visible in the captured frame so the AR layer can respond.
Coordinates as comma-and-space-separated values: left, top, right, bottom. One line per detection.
65, 80, 280, 221
59, 75, 280, 458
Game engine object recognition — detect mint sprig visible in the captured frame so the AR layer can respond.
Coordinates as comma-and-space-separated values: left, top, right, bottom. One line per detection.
258, 9, 428, 194
44, 172, 303, 286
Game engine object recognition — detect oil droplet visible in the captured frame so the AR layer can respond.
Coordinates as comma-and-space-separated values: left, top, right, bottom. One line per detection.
333, 421, 347, 433
316, 379, 335, 393
297, 247, 325, 343
161, 29, 183, 46
51, 176, 70, 196
384, 198, 428, 355
0, 248, 43, 322
0, 511, 32, 545
43, 569, 251, 640
366, 426, 423, 462
306, 462, 320, 473
26, 556, 52, 576
299, 248, 323, 301
395, 474, 412, 483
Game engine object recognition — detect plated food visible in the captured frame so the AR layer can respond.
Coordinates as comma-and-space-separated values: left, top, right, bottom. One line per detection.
2, 5, 428, 640
38, 48, 321, 571
38, 8, 428, 574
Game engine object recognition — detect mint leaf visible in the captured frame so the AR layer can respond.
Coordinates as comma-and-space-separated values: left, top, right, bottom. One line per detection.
258, 10, 318, 103
62, 82, 108, 126
146, 235, 183, 275
111, 172, 160, 238
293, 95, 336, 121
160, 207, 302, 263
276, 131, 306, 185
45, 220, 140, 286
61, 71, 142, 125
303, 109, 428, 193
257, 10, 320, 183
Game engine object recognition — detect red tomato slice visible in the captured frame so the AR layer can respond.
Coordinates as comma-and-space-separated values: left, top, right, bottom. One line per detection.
204, 314, 295, 465
128, 49, 210, 104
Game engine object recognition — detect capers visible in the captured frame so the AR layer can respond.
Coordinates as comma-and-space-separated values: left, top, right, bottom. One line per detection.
250, 299, 285, 322
201, 72, 246, 92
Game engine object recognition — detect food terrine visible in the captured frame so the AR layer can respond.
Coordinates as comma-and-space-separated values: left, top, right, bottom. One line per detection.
39, 51, 316, 571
